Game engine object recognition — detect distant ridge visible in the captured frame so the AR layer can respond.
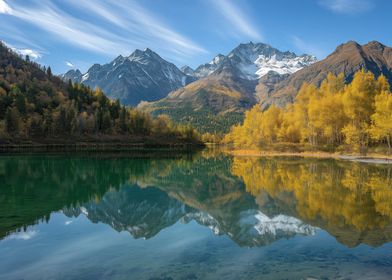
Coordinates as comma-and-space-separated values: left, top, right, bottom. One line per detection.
258, 40, 392, 108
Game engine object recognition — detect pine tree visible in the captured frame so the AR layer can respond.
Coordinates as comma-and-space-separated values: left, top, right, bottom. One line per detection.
119, 107, 127, 133
47, 66, 52, 78
102, 110, 112, 132
5, 107, 20, 134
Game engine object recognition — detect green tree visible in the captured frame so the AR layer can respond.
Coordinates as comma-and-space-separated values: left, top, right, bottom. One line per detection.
102, 109, 112, 132
5, 107, 20, 134
47, 66, 52, 78
119, 107, 127, 133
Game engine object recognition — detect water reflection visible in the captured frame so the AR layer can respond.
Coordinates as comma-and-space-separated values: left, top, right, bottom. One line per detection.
1, 154, 392, 248
232, 157, 392, 247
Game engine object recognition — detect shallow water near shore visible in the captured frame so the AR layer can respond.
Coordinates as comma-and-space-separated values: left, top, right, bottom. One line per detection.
1, 153, 392, 279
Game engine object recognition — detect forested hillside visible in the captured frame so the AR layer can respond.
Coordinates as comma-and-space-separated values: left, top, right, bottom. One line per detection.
224, 70, 392, 153
0, 43, 201, 146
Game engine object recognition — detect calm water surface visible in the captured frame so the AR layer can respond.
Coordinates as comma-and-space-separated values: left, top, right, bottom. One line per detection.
1, 152, 392, 279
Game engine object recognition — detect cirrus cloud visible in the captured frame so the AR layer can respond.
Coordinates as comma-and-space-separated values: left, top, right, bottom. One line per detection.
319, 0, 374, 15
211, 0, 263, 41
0, 0, 208, 64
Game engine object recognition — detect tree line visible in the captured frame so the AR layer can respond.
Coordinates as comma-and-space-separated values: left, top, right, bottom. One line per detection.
224, 70, 392, 153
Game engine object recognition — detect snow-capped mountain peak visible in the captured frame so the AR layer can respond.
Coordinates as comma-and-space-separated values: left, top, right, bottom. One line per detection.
226, 42, 317, 80
180, 65, 195, 76
61, 48, 196, 105
209, 54, 225, 65
188, 42, 316, 80
191, 53, 227, 78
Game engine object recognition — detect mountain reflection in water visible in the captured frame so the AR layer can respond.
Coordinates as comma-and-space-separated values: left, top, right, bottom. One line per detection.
1, 153, 392, 248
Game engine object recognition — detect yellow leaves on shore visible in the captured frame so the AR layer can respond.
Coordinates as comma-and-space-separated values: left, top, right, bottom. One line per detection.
225, 70, 392, 152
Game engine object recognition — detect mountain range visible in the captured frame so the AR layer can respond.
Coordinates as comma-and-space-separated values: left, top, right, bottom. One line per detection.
140, 42, 316, 133
62, 48, 195, 106
64, 185, 316, 247
63, 40, 392, 133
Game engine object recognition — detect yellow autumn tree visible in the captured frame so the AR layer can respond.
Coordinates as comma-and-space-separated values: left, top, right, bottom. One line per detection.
225, 70, 392, 153
278, 104, 302, 143
292, 82, 320, 144
259, 105, 283, 144
342, 70, 377, 151
308, 73, 347, 145
369, 91, 392, 152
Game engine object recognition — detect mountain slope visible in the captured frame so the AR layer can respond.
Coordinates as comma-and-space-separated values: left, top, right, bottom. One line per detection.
60, 69, 82, 83
258, 40, 392, 108
192, 53, 226, 78
140, 42, 315, 133
64, 48, 195, 106
0, 42, 201, 145
140, 62, 259, 133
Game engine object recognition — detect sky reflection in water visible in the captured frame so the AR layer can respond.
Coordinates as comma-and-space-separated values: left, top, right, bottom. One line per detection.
1, 153, 392, 279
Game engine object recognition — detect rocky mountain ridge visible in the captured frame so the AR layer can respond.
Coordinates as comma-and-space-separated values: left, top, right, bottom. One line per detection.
258, 40, 392, 108
62, 48, 195, 106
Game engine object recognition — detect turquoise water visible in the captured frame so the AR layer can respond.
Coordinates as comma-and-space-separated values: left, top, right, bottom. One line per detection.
1, 154, 392, 279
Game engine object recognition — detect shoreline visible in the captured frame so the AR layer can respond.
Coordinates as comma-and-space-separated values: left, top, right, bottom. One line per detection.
0, 142, 204, 153
226, 149, 392, 164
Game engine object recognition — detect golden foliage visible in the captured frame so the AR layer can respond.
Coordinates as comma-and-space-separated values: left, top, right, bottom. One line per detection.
225, 70, 392, 152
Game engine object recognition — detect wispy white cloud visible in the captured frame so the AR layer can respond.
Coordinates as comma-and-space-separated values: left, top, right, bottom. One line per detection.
211, 0, 263, 41
291, 35, 325, 59
0, 21, 46, 52
2, 1, 131, 55
14, 48, 42, 59
65, 61, 74, 67
3, 41, 42, 59
319, 0, 374, 14
0, 0, 207, 62
69, 0, 128, 29
108, 0, 208, 56
0, 0, 11, 14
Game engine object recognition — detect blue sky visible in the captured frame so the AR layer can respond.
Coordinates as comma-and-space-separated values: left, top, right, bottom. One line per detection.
0, 0, 391, 74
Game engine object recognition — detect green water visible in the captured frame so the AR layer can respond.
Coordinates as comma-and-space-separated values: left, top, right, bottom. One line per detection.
1, 153, 392, 279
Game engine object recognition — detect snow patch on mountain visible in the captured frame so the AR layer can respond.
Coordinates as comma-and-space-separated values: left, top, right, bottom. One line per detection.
228, 42, 317, 80
81, 73, 89, 82
239, 209, 316, 237
188, 42, 316, 81
182, 211, 222, 235
193, 54, 226, 78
